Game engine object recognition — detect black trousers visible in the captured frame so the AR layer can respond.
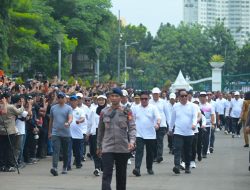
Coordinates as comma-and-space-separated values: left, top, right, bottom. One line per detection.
23, 131, 37, 162
202, 127, 211, 156
197, 128, 203, 159
232, 118, 241, 135
37, 127, 47, 158
225, 116, 232, 132
72, 138, 83, 167
191, 133, 198, 161
135, 137, 156, 170
102, 153, 129, 190
173, 134, 193, 168
0, 134, 18, 168
218, 114, 225, 128
89, 134, 102, 170
155, 127, 167, 159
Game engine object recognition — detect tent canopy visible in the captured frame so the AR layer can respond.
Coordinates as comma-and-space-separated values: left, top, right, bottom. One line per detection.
170, 70, 193, 92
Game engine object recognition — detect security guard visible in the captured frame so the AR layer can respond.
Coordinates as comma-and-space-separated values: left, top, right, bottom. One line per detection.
97, 88, 136, 190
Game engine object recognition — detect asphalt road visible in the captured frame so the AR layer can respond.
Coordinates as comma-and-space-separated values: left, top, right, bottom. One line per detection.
0, 131, 249, 190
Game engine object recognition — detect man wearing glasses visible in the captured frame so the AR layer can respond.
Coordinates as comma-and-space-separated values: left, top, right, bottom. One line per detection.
169, 89, 197, 174
48, 92, 73, 176
131, 91, 161, 176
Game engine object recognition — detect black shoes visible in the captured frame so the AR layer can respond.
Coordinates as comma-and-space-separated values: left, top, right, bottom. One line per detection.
132, 168, 154, 176
132, 168, 141, 177
50, 168, 58, 176
185, 167, 191, 174
147, 169, 154, 175
76, 163, 82, 169
244, 144, 249, 148
209, 147, 214, 153
198, 155, 202, 162
173, 166, 180, 174
157, 157, 163, 163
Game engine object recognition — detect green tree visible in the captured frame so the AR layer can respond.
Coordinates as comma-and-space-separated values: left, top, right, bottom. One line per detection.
205, 20, 238, 75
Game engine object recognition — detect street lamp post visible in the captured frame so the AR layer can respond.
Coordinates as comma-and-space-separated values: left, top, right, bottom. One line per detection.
95, 47, 102, 84
56, 34, 64, 81
58, 42, 61, 81
124, 41, 138, 87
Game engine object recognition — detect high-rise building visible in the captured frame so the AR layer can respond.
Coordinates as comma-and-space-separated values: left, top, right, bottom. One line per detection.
183, 0, 250, 46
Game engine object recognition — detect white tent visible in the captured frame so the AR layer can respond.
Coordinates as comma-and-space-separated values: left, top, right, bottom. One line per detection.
170, 70, 193, 92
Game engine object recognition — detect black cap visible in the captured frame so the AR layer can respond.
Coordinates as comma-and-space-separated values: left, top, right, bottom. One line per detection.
110, 88, 123, 96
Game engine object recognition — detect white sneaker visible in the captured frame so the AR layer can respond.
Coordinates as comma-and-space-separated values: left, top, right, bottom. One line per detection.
180, 161, 185, 169
127, 158, 132, 165
207, 150, 210, 154
224, 130, 228, 135
216, 128, 220, 131
93, 168, 101, 176
190, 161, 196, 169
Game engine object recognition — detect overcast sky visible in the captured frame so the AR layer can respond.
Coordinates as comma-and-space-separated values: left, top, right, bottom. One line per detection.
111, 0, 183, 36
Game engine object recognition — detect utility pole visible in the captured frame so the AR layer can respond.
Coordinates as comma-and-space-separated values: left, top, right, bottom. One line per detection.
118, 10, 121, 83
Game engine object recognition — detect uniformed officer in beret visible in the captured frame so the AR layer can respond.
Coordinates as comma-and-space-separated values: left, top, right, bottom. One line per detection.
97, 88, 136, 190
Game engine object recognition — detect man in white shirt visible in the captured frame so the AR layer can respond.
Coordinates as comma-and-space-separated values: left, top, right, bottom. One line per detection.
167, 93, 176, 154
69, 95, 85, 169
230, 91, 244, 138
224, 93, 232, 134
76, 93, 89, 161
132, 91, 161, 176
215, 92, 226, 130
149, 87, 170, 163
169, 89, 197, 174
206, 91, 217, 153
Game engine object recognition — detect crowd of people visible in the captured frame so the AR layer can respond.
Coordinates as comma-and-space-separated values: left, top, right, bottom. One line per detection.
0, 76, 250, 190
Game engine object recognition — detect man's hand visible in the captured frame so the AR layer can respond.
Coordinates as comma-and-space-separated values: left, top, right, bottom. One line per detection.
168, 130, 173, 136
48, 132, 52, 139
96, 148, 102, 157
85, 134, 90, 141
128, 143, 135, 151
64, 122, 70, 128
191, 125, 196, 130
155, 123, 160, 130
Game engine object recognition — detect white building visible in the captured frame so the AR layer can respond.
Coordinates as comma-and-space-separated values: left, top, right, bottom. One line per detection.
183, 0, 250, 47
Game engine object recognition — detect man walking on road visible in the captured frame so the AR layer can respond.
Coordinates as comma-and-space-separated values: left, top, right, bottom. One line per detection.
97, 88, 136, 190
230, 91, 243, 138
132, 91, 161, 176
149, 87, 170, 163
48, 92, 73, 176
169, 89, 197, 174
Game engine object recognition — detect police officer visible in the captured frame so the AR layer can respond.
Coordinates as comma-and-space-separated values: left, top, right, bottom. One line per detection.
97, 88, 136, 190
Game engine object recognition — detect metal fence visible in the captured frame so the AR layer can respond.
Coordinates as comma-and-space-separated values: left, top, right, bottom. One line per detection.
222, 73, 250, 92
